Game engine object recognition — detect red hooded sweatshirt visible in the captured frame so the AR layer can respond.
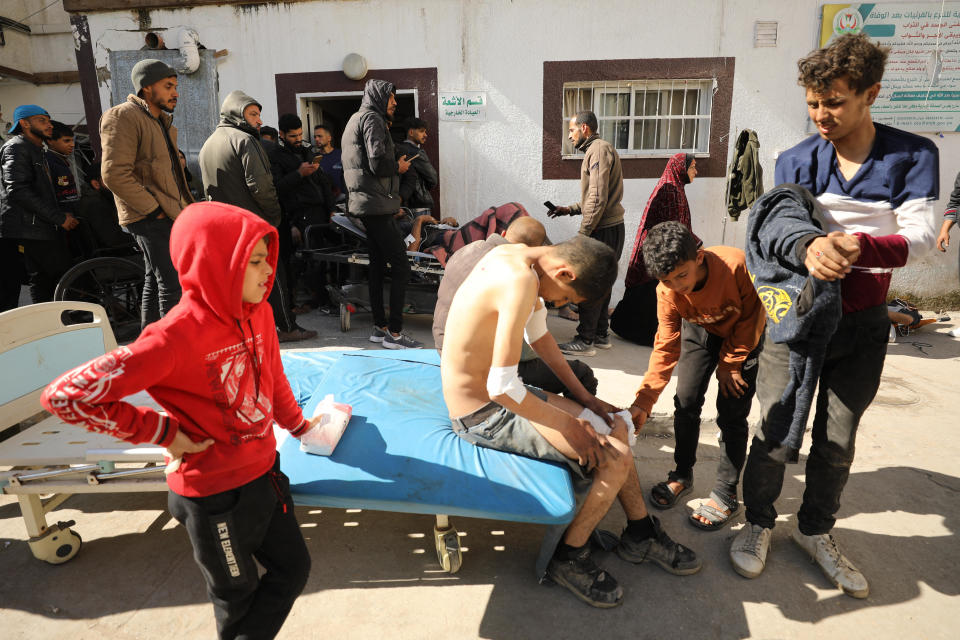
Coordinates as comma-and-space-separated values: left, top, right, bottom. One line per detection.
41, 202, 309, 497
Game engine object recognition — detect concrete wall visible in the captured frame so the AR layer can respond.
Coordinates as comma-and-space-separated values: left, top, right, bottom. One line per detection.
0, 1, 84, 127
81, 0, 960, 298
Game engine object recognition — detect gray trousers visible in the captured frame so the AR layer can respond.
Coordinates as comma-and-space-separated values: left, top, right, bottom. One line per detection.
742, 305, 889, 534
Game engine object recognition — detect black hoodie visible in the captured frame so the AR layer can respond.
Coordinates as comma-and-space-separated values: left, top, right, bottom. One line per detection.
340, 79, 402, 216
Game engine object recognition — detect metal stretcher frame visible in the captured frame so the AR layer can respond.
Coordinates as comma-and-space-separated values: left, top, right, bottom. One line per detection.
0, 302, 168, 564
0, 304, 487, 573
298, 214, 444, 331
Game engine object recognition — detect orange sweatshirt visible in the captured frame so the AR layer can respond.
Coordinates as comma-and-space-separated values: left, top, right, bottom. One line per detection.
632, 246, 765, 415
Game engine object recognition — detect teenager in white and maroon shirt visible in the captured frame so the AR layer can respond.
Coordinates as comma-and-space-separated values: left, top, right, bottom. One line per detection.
42, 202, 319, 639
730, 33, 939, 599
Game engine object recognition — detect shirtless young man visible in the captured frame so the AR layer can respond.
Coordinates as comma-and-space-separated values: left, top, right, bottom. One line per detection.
441, 235, 700, 608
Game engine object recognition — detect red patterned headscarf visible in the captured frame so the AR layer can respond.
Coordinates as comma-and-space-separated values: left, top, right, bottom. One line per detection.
624, 153, 698, 287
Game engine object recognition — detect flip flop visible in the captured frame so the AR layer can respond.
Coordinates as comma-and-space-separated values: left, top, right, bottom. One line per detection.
649, 478, 692, 510
688, 494, 740, 531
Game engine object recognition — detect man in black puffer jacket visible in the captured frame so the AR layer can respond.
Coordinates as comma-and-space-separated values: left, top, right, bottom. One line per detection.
0, 105, 78, 305
341, 79, 420, 349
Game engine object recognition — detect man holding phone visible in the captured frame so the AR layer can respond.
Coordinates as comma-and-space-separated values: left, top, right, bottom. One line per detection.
550, 110, 626, 356
397, 117, 438, 211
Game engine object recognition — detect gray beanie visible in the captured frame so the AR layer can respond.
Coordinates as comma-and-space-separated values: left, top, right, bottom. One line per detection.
131, 59, 177, 93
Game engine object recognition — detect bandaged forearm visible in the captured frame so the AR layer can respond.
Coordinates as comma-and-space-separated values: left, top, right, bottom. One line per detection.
579, 408, 637, 446
523, 300, 548, 344
487, 365, 527, 404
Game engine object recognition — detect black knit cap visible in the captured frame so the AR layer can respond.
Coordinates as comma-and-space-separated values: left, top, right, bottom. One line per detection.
131, 59, 177, 93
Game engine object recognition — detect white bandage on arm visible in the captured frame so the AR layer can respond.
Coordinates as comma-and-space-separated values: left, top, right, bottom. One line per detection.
487, 365, 527, 404
523, 299, 548, 344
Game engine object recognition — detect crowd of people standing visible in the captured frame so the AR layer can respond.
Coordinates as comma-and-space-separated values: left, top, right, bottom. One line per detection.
5, 30, 960, 640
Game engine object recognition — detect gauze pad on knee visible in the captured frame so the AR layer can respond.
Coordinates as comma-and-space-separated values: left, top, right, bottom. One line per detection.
578, 407, 637, 446
523, 300, 548, 344
487, 365, 527, 404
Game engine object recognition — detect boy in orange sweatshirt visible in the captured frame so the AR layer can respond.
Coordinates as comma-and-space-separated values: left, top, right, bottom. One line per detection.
629, 221, 765, 530
42, 201, 319, 640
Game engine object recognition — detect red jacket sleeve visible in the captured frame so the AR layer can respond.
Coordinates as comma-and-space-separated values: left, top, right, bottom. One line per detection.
40, 336, 180, 447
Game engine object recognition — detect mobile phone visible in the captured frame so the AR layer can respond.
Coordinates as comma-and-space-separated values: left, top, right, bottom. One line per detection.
544, 201, 557, 211
313, 154, 324, 164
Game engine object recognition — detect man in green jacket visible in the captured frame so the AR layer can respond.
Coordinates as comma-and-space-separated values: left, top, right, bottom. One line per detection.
199, 90, 315, 343
553, 110, 626, 356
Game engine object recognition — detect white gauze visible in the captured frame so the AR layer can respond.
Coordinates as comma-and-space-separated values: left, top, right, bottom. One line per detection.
578, 408, 637, 446
487, 364, 527, 404
523, 299, 548, 344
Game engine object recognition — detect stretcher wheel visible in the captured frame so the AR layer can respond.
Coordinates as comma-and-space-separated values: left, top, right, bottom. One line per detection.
434, 525, 462, 574
29, 523, 82, 565
339, 303, 351, 332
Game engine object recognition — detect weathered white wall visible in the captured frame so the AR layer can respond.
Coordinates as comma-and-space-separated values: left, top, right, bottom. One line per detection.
0, 81, 85, 125
0, 0, 83, 127
83, 0, 959, 298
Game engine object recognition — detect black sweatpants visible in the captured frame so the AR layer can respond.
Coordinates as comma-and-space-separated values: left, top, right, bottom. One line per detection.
268, 218, 297, 333
167, 455, 310, 640
363, 214, 411, 333
672, 320, 761, 500
19, 235, 73, 304
577, 222, 625, 342
518, 357, 598, 397
0, 238, 26, 311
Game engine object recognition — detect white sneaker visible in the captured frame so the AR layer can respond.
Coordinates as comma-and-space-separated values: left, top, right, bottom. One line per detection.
791, 529, 869, 598
730, 523, 772, 579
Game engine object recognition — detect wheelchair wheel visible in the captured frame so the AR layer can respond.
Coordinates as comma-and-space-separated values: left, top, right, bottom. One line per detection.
54, 257, 145, 343
339, 303, 351, 332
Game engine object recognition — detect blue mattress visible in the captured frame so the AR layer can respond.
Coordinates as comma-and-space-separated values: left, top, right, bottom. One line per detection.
277, 350, 576, 525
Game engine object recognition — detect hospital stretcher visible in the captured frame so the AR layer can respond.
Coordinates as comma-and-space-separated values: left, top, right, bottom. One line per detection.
0, 303, 576, 573
300, 214, 444, 331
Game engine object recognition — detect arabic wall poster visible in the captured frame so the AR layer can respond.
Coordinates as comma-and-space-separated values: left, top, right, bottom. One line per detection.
439, 92, 487, 121
820, 3, 960, 131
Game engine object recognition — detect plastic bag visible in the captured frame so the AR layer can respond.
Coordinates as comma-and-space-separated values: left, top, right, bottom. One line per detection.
300, 394, 353, 456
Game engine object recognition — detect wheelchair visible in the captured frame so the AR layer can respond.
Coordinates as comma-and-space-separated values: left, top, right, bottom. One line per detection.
52, 199, 145, 344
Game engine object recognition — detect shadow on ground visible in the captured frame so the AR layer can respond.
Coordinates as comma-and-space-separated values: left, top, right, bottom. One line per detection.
1, 438, 957, 639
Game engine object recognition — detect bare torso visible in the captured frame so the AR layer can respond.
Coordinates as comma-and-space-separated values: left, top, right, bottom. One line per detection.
441, 244, 538, 417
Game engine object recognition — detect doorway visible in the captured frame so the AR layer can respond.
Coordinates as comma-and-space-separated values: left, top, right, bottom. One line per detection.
298, 90, 419, 147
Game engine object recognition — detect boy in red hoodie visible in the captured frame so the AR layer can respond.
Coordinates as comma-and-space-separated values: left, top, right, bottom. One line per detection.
42, 201, 316, 640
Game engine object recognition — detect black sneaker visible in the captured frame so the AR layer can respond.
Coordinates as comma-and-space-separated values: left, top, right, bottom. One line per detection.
593, 335, 613, 350
558, 336, 596, 357
615, 515, 702, 575
545, 545, 623, 608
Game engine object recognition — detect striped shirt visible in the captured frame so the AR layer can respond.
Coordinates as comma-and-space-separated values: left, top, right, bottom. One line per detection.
774, 122, 939, 313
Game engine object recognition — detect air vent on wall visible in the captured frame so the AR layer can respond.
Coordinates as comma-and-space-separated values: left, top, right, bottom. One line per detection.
754, 21, 778, 47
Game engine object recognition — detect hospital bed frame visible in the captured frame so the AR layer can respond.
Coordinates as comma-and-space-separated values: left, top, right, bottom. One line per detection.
0, 302, 168, 564
301, 214, 444, 331
0, 305, 508, 573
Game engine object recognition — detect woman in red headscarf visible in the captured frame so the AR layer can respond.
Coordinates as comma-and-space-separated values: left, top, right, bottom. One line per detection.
610, 153, 699, 346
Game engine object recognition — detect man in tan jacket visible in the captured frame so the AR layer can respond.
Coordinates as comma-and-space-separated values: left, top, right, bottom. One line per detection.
101, 59, 192, 329
552, 110, 625, 356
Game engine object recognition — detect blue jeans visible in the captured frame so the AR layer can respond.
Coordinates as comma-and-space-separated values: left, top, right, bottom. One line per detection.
742, 305, 888, 534
126, 214, 180, 329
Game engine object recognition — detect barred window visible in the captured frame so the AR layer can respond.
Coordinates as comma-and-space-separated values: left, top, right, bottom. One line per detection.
561, 79, 714, 157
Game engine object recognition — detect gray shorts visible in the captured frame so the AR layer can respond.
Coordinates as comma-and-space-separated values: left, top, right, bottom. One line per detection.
451, 386, 588, 480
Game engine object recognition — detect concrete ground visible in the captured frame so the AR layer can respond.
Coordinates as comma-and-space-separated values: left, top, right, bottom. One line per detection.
2, 305, 959, 639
